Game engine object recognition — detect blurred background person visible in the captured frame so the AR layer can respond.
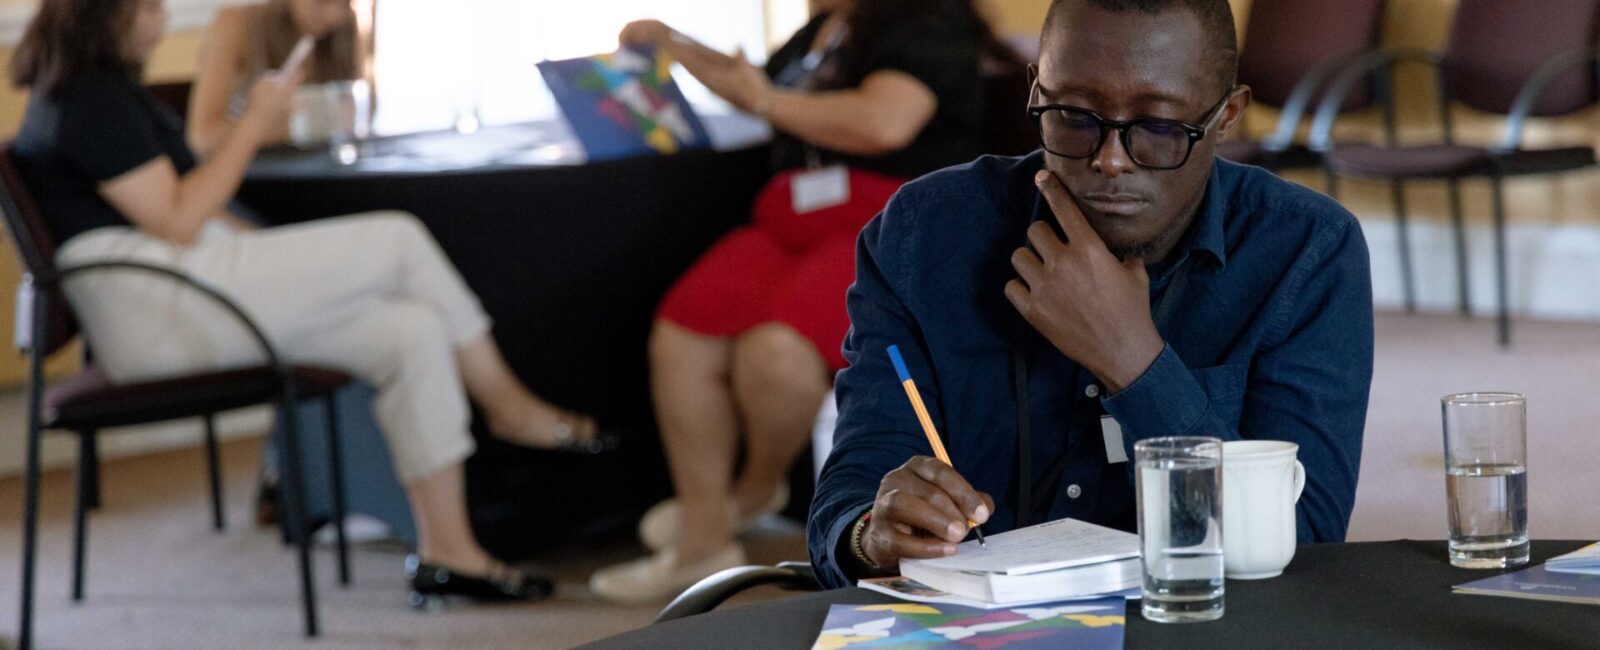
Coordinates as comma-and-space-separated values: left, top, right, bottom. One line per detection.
590, 0, 1012, 603
10, 0, 599, 605
188, 0, 371, 155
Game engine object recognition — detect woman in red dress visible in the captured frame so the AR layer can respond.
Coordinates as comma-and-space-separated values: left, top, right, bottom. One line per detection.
592, 0, 1008, 602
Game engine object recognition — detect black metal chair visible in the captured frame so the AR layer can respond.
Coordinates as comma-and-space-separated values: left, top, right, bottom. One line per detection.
655, 561, 822, 624
1310, 0, 1600, 346
1215, 0, 1387, 174
0, 145, 354, 649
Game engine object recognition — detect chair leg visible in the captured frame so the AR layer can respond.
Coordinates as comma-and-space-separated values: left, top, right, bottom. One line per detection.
325, 394, 350, 586
203, 414, 226, 531
1325, 169, 1341, 199
19, 382, 45, 650
1489, 174, 1512, 347
1391, 181, 1417, 313
71, 432, 95, 602
84, 433, 101, 511
276, 390, 320, 638
1446, 179, 1471, 316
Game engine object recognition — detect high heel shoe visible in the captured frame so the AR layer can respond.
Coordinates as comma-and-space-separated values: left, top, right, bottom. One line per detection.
406, 555, 554, 609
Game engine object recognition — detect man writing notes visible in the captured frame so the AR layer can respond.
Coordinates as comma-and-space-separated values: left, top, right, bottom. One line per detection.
809, 0, 1374, 587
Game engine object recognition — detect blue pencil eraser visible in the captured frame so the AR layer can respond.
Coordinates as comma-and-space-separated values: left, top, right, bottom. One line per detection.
886, 345, 911, 382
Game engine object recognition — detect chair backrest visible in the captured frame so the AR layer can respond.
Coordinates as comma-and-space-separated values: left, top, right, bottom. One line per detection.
1443, 0, 1600, 116
1237, 0, 1386, 110
0, 143, 80, 355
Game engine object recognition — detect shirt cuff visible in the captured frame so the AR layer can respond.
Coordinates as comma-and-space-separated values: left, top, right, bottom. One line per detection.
817, 496, 875, 589
1101, 344, 1210, 442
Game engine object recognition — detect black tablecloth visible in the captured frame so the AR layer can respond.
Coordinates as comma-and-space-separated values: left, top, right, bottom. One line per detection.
237, 125, 775, 553
581, 540, 1598, 650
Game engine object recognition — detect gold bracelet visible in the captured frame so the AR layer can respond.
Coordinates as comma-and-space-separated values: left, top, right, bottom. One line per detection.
850, 510, 882, 573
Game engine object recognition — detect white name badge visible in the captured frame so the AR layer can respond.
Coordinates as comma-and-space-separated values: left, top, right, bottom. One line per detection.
791, 165, 851, 214
1101, 415, 1128, 464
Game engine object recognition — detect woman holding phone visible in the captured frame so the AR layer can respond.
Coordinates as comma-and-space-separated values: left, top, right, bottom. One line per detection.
591, 0, 1009, 603
11, 0, 601, 605
188, 0, 370, 155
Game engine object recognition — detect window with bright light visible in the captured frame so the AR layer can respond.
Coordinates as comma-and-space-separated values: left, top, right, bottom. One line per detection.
371, 0, 809, 136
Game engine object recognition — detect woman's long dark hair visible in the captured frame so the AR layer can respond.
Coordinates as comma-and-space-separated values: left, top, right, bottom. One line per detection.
832, 0, 1021, 86
10, 0, 138, 95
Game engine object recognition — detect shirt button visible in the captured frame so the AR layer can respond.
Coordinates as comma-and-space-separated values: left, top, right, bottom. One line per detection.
1067, 484, 1082, 499
1085, 384, 1101, 399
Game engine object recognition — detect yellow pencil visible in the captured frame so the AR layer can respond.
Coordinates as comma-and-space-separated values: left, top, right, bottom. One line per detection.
887, 345, 987, 547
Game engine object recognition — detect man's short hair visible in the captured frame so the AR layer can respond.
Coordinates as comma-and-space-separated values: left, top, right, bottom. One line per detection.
1043, 0, 1239, 91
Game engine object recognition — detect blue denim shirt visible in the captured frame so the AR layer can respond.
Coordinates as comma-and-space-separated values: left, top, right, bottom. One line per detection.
808, 152, 1374, 589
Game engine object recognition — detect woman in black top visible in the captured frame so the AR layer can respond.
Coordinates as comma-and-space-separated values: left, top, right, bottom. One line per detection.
10, 0, 603, 605
591, 0, 1004, 603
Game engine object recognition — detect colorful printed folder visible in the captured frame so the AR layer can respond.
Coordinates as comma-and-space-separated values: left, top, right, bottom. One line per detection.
810, 597, 1126, 650
1454, 564, 1600, 605
537, 47, 711, 161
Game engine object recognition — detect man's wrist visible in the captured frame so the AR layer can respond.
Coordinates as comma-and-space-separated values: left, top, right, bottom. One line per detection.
1096, 332, 1165, 394
836, 509, 883, 579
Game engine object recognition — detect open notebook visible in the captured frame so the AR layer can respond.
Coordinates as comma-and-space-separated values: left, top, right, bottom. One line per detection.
898, 519, 1141, 604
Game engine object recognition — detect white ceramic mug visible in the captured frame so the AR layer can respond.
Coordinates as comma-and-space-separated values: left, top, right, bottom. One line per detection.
1222, 440, 1305, 579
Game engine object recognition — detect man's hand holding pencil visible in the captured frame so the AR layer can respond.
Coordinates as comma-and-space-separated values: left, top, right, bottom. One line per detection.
854, 345, 995, 574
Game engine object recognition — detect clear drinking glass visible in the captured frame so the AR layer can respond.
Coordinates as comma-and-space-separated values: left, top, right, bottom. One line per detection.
1135, 436, 1225, 623
1442, 393, 1529, 569
327, 80, 372, 165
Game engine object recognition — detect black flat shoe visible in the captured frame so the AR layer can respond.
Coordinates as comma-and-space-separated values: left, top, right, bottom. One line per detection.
563, 424, 623, 454
406, 555, 554, 609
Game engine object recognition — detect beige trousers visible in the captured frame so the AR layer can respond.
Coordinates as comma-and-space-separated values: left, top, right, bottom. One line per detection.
56, 211, 486, 482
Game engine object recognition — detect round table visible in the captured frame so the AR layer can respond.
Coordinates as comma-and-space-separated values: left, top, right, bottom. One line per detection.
235, 117, 780, 554
581, 540, 1598, 649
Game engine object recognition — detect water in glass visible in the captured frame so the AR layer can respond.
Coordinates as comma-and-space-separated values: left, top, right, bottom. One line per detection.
1137, 453, 1225, 623
1446, 463, 1529, 568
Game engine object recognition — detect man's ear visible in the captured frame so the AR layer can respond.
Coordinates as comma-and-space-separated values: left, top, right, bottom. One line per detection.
1026, 63, 1041, 104
1216, 85, 1253, 139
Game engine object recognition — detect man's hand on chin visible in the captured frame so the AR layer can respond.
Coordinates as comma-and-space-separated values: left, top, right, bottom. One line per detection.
1004, 170, 1165, 394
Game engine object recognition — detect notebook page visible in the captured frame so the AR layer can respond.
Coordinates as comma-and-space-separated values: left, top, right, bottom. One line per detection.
903, 518, 1139, 576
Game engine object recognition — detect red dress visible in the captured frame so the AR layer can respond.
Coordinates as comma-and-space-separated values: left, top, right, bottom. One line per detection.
656, 168, 906, 369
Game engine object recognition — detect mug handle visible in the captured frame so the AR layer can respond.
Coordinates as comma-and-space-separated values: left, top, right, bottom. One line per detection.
1292, 460, 1306, 502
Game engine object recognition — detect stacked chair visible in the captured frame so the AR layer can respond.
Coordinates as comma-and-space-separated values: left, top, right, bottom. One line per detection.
1312, 0, 1600, 346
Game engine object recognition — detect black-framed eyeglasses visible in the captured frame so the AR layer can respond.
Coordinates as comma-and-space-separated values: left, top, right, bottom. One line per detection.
1028, 88, 1237, 170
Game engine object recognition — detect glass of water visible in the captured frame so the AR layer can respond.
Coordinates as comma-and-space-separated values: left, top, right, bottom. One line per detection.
1442, 393, 1529, 569
1135, 436, 1225, 623
327, 80, 371, 165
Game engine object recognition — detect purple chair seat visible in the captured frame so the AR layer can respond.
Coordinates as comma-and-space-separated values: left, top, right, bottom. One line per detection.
45, 365, 352, 431
1494, 146, 1597, 176
1325, 144, 1492, 179
1216, 141, 1267, 165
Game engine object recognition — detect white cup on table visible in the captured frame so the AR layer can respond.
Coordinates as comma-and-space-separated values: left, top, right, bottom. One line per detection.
1222, 440, 1305, 579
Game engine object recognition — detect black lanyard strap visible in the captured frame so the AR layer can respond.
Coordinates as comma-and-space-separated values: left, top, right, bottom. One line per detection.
1012, 320, 1035, 528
